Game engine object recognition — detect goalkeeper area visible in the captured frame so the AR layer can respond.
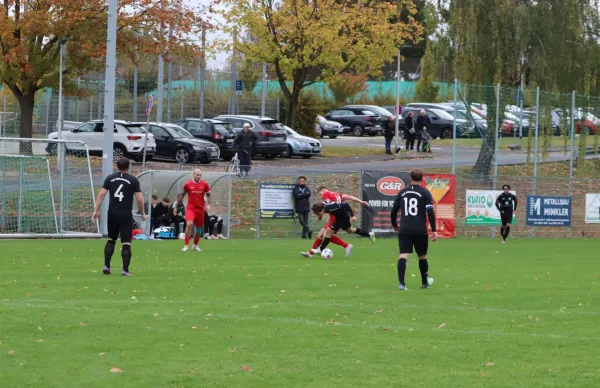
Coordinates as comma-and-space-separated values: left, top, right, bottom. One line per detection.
1, 238, 598, 386
0, 138, 100, 238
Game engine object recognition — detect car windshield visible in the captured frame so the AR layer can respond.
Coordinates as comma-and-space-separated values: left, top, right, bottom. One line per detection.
370, 106, 393, 116
213, 122, 234, 134
164, 124, 193, 139
429, 109, 454, 120
261, 120, 284, 131
284, 126, 298, 136
123, 124, 147, 133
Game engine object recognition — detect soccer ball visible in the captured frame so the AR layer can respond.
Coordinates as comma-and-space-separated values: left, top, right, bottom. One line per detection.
178, 233, 185, 240
321, 248, 334, 260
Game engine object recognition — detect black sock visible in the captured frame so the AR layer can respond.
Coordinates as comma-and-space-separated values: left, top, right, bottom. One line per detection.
505, 226, 511, 239
122, 245, 132, 272
319, 237, 331, 251
104, 240, 115, 268
397, 258, 407, 285
355, 228, 370, 238
419, 259, 429, 285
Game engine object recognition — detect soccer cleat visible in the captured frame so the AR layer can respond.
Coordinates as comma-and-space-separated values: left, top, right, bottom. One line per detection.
103, 266, 111, 275
121, 271, 133, 276
181, 246, 189, 252
300, 251, 313, 258
218, 234, 228, 240
421, 278, 434, 289
399, 284, 408, 291
369, 231, 376, 244
344, 244, 353, 259
502, 239, 506, 244
204, 234, 212, 240
192, 245, 202, 252
311, 248, 321, 255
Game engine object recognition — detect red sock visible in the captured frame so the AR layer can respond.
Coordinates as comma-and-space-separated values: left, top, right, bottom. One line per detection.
193, 235, 200, 245
331, 235, 349, 248
184, 236, 190, 246
312, 238, 322, 250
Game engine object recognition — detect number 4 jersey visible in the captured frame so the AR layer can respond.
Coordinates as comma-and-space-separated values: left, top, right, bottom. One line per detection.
391, 184, 435, 235
102, 172, 141, 212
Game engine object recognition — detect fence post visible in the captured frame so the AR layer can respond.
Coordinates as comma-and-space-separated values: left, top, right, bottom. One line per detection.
90, 96, 93, 121
227, 173, 232, 238
200, 25, 206, 119
65, 159, 71, 231
1, 158, 6, 230
45, 89, 52, 136
97, 73, 102, 120
531, 87, 540, 238
568, 91, 576, 238
17, 158, 24, 233
255, 166, 261, 239
358, 170, 363, 226
276, 98, 280, 121
59, 143, 65, 233
147, 171, 153, 237
309, 170, 315, 231
452, 79, 458, 175
493, 83, 500, 187
157, 55, 164, 123
261, 62, 267, 117
133, 65, 138, 121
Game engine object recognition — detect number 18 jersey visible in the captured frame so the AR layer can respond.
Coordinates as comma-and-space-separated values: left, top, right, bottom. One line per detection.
102, 172, 141, 212
391, 184, 434, 235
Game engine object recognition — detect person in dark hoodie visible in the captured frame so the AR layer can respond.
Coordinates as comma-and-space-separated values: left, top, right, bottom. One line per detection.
415, 110, 431, 152
403, 111, 415, 151
384, 116, 395, 155
293, 176, 313, 239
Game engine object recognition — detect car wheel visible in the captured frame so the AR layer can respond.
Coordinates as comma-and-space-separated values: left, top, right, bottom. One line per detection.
200, 159, 212, 165
320, 133, 324, 139
440, 127, 452, 139
352, 124, 364, 137
287, 145, 294, 158
328, 136, 337, 139
113, 145, 126, 162
263, 154, 275, 160
46, 144, 57, 156
175, 148, 190, 163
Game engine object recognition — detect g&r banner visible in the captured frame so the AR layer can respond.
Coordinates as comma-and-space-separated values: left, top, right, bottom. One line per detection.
360, 172, 455, 237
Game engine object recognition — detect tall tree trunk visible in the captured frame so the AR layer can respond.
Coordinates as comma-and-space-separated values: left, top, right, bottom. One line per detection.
17, 93, 35, 155
285, 88, 301, 129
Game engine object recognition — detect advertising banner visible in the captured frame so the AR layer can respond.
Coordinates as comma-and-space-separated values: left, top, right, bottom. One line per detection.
526, 195, 572, 227
360, 172, 455, 237
465, 190, 517, 225
259, 183, 295, 219
585, 194, 600, 224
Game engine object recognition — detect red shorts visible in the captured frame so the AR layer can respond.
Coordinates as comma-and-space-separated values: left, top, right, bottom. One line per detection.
185, 207, 205, 228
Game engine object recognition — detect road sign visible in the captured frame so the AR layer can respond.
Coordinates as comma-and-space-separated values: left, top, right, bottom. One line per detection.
236, 90, 243, 96
235, 80, 243, 92
145, 95, 154, 116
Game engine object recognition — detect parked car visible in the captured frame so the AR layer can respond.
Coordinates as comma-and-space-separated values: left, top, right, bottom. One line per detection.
214, 115, 287, 159
47, 120, 156, 161
555, 109, 598, 135
316, 115, 345, 138
147, 123, 219, 164
173, 118, 236, 160
409, 103, 488, 137
325, 105, 387, 136
280, 125, 321, 158
400, 107, 458, 139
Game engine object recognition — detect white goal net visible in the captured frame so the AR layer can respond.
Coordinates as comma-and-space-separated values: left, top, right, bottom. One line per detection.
0, 138, 101, 238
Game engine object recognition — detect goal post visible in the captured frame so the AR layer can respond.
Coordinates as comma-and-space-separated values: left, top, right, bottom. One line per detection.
0, 137, 101, 239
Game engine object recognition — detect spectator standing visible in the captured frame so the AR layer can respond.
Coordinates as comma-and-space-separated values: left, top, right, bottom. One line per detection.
404, 111, 416, 151
383, 116, 395, 155
293, 176, 313, 239
233, 123, 257, 177
415, 110, 431, 152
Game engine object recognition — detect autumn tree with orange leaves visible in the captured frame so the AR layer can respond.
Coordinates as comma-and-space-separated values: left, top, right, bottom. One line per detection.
223, 0, 422, 128
0, 0, 206, 138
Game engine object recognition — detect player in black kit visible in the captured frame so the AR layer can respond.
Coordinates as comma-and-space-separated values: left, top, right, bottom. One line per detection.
390, 169, 437, 290
495, 184, 518, 244
92, 158, 146, 276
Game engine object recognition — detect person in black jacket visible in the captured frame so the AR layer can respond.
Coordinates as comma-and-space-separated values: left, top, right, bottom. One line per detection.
233, 123, 258, 176
293, 176, 313, 239
495, 184, 518, 244
151, 197, 171, 232
383, 116, 395, 155
169, 194, 186, 237
415, 110, 431, 152
403, 111, 415, 151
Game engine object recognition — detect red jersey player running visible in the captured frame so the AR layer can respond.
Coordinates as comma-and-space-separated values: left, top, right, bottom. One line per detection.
300, 186, 375, 259
178, 169, 211, 252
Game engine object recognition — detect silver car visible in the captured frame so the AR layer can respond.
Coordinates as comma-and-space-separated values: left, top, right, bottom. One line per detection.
282, 125, 322, 158
316, 115, 345, 138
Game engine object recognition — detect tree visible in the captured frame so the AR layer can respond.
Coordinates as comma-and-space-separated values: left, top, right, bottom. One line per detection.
327, 73, 368, 105
414, 46, 439, 101
238, 59, 262, 93
0, 0, 205, 140
223, 0, 423, 128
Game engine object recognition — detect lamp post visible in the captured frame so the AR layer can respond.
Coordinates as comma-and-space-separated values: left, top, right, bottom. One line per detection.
395, 44, 412, 151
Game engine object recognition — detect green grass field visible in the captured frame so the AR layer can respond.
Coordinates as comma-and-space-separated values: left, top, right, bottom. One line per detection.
1, 238, 598, 387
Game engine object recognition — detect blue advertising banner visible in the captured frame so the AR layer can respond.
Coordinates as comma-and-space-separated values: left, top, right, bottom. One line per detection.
259, 183, 295, 219
526, 195, 572, 227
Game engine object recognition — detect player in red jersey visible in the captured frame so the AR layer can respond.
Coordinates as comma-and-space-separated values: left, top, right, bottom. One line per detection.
300, 185, 374, 259
178, 169, 211, 252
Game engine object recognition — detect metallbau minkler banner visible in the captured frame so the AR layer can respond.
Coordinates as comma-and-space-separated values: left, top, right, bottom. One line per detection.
526, 195, 572, 227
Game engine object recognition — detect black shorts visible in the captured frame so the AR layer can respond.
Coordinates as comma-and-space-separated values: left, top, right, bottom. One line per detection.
500, 210, 513, 226
330, 211, 351, 232
107, 210, 133, 243
398, 234, 429, 256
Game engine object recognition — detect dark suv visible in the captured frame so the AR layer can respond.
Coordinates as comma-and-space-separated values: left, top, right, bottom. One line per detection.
174, 118, 236, 160
325, 105, 389, 136
401, 107, 456, 139
214, 115, 288, 159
